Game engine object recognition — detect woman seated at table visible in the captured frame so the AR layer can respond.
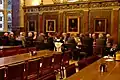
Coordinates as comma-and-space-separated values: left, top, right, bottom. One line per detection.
26, 32, 33, 47
8, 32, 16, 46
47, 33, 54, 51
16, 32, 26, 47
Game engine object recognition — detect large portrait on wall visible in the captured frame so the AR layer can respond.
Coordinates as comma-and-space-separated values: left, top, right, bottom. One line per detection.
94, 18, 107, 33
67, 16, 79, 33
46, 20, 56, 32
27, 20, 36, 32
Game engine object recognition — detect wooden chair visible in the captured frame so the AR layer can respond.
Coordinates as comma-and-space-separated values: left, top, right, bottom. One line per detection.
3, 48, 18, 57
6, 62, 25, 80
52, 54, 62, 72
18, 48, 28, 54
52, 53, 62, 78
39, 56, 53, 76
27, 58, 40, 80
40, 73, 56, 80
77, 59, 87, 70
0, 67, 5, 80
86, 56, 96, 65
62, 51, 70, 66
61, 51, 70, 78
65, 63, 76, 78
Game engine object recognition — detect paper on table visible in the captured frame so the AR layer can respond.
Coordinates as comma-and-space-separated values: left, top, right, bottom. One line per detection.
105, 59, 114, 61
103, 56, 114, 59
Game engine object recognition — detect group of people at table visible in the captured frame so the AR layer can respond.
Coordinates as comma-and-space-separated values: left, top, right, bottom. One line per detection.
0, 31, 116, 57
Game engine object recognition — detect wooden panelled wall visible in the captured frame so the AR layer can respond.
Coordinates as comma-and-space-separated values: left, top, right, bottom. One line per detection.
23, 1, 120, 43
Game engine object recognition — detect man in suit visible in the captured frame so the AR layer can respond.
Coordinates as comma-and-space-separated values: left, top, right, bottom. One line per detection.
82, 33, 93, 56
2, 32, 9, 46
96, 33, 106, 47
26, 32, 33, 47
36, 33, 45, 50
47, 33, 54, 51
95, 33, 106, 56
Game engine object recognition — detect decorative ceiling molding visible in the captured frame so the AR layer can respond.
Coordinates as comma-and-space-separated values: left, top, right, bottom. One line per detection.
23, 1, 120, 13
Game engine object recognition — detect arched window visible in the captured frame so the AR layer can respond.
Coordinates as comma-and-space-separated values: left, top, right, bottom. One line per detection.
8, 12, 12, 31
0, 0, 4, 9
8, 0, 12, 10
7, 0, 12, 31
0, 0, 12, 32
0, 12, 4, 31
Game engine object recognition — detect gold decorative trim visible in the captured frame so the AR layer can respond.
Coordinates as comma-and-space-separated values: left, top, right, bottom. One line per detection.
23, 1, 120, 13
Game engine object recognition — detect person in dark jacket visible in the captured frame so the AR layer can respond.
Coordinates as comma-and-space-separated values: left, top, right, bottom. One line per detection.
36, 33, 45, 50
96, 33, 106, 56
82, 32, 93, 56
2, 32, 9, 46
26, 32, 33, 47
47, 33, 54, 51
9, 32, 16, 46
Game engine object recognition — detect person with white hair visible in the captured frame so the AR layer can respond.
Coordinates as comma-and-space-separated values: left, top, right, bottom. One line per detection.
106, 34, 110, 38
36, 33, 45, 43
16, 32, 26, 47
98, 33, 104, 39
96, 33, 106, 56
36, 33, 45, 50
106, 34, 113, 48
9, 32, 15, 46
2, 32, 9, 46
62, 33, 67, 43
25, 32, 33, 47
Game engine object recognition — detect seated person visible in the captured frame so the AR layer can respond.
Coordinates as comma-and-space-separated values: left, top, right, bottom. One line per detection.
26, 32, 33, 47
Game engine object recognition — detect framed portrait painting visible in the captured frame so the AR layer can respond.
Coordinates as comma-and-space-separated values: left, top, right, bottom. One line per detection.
94, 18, 107, 33
46, 20, 56, 32
27, 20, 36, 32
67, 16, 80, 33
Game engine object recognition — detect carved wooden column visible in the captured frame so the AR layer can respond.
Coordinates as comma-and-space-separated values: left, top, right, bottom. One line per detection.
20, 0, 24, 29
83, 9, 89, 33
59, 11, 63, 33
39, 12, 43, 33
112, 8, 119, 44
4, 0, 8, 31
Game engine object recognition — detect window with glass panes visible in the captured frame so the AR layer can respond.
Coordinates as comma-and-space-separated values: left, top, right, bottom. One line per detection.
0, 0, 12, 31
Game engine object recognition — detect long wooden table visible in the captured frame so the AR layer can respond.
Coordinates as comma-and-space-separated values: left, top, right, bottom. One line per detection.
66, 58, 120, 80
0, 46, 19, 50
0, 50, 56, 67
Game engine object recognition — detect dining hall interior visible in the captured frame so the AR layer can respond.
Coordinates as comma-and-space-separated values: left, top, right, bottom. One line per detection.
1, 0, 120, 80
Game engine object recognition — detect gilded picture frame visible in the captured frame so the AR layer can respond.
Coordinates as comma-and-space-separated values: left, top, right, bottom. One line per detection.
67, 16, 80, 33
27, 20, 36, 32
94, 18, 107, 33
46, 20, 56, 32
